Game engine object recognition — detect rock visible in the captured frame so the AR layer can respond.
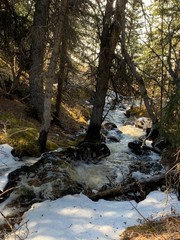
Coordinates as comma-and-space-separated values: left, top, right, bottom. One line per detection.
128, 140, 143, 155
128, 140, 151, 155
134, 117, 152, 130
124, 106, 133, 118
129, 161, 163, 175
1, 150, 87, 205
102, 122, 122, 143
146, 128, 159, 141
107, 135, 120, 142
102, 122, 118, 130
0, 152, 84, 232
107, 129, 122, 142
146, 128, 169, 151
153, 139, 169, 151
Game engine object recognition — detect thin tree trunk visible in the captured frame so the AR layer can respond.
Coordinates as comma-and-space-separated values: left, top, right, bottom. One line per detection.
38, 0, 68, 152
55, 11, 68, 117
121, 0, 157, 124
55, 75, 64, 117
160, 0, 164, 117
122, 48, 157, 124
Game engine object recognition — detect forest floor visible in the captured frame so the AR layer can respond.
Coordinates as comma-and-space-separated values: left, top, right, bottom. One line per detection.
0, 86, 90, 156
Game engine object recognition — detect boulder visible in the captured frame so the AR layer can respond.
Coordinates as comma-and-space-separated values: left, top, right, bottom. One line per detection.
4, 153, 83, 202
128, 140, 143, 155
0, 151, 84, 232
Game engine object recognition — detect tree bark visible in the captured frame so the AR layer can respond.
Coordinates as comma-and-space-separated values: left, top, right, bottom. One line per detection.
38, 0, 68, 152
122, 49, 157, 124
120, 0, 157, 124
85, 0, 123, 143
88, 174, 165, 201
29, 0, 50, 121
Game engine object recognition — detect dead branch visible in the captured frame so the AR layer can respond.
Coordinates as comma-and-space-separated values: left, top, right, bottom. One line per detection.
87, 174, 165, 201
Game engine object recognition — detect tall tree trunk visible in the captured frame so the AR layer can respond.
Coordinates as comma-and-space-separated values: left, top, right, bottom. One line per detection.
85, 0, 122, 143
38, 0, 68, 152
160, 0, 165, 117
120, 0, 157, 124
29, 0, 50, 121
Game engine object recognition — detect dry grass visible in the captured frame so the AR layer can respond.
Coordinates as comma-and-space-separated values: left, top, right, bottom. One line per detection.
120, 216, 180, 240
165, 147, 180, 201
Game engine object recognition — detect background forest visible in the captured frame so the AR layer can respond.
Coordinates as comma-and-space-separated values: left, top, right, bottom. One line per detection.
0, 0, 179, 164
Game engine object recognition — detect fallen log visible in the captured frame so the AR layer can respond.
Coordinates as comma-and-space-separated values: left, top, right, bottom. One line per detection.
87, 174, 165, 202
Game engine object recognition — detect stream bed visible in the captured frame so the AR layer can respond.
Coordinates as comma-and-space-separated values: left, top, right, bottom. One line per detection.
0, 102, 169, 239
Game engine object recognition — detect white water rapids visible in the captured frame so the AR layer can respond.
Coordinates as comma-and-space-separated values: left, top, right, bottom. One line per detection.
74, 105, 161, 190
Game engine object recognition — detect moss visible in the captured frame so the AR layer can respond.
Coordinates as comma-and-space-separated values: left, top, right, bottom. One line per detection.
0, 111, 80, 156
58, 137, 82, 148
46, 140, 59, 151
0, 112, 40, 156
0, 112, 22, 126
129, 106, 148, 117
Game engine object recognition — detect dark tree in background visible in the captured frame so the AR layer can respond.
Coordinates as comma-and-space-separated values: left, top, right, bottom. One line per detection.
0, 0, 31, 92
29, 0, 50, 121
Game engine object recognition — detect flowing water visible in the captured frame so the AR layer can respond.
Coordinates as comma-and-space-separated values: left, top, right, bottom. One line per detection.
0, 100, 162, 195
74, 105, 162, 190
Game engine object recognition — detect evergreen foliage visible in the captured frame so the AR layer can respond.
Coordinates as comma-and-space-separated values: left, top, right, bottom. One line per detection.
160, 90, 180, 148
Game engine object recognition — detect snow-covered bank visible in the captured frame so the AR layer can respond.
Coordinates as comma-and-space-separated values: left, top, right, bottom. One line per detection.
8, 191, 180, 240
0, 144, 23, 191
0, 141, 179, 240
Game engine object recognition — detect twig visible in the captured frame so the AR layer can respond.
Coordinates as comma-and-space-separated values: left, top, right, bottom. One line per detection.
0, 211, 13, 232
15, 220, 29, 240
0, 187, 17, 199
8, 127, 35, 137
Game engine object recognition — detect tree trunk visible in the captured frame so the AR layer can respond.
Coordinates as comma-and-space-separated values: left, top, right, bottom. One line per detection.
85, 0, 122, 143
122, 49, 157, 124
120, 0, 157, 124
38, 0, 68, 152
29, 0, 50, 121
